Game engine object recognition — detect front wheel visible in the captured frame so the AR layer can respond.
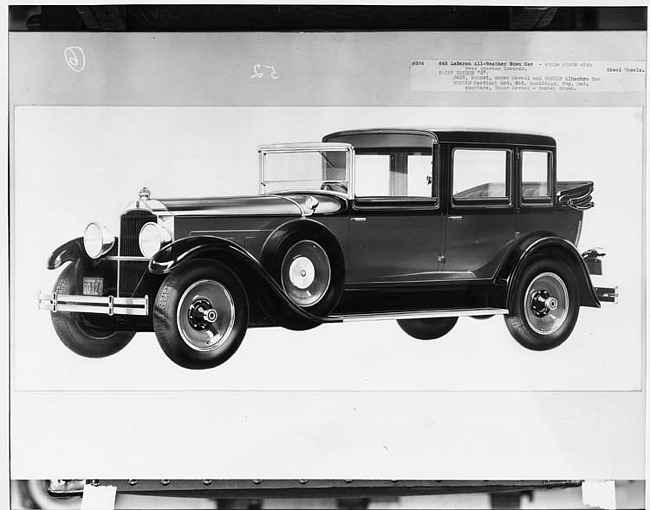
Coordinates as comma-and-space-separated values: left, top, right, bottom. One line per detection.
51, 264, 134, 358
397, 317, 458, 340
504, 259, 579, 351
153, 260, 249, 369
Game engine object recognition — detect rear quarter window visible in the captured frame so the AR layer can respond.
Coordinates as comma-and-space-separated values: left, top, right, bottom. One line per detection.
521, 150, 553, 206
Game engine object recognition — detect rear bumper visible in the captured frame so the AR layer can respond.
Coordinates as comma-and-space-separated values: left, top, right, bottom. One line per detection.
594, 287, 618, 304
581, 248, 618, 304
38, 292, 149, 316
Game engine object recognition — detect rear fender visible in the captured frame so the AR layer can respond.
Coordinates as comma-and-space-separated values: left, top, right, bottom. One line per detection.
495, 233, 600, 309
148, 236, 327, 330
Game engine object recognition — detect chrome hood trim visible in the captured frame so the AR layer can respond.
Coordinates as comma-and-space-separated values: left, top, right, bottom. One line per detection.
124, 198, 169, 214
154, 193, 344, 217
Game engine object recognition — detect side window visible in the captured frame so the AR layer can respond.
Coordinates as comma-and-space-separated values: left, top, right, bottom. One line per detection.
407, 154, 434, 198
452, 149, 510, 205
355, 154, 391, 196
521, 151, 552, 205
355, 151, 435, 200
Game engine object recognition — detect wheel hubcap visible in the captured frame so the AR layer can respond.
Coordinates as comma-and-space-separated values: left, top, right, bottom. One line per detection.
288, 257, 316, 289
177, 279, 235, 351
187, 298, 219, 329
281, 240, 331, 307
524, 272, 569, 335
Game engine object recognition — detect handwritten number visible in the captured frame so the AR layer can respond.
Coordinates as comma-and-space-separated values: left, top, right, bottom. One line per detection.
64, 47, 86, 72
251, 64, 264, 79
251, 63, 279, 80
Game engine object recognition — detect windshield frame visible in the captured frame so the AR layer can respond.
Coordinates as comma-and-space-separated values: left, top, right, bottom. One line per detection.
258, 142, 355, 200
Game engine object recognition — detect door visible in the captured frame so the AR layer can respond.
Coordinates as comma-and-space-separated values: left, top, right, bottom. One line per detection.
346, 149, 444, 285
443, 145, 519, 280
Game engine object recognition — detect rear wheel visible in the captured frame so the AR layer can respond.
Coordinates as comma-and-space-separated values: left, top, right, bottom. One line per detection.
51, 264, 134, 358
153, 260, 248, 369
504, 259, 579, 351
397, 317, 458, 340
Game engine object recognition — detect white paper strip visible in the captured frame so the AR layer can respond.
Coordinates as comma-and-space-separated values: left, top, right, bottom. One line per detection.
582, 480, 616, 510
411, 60, 645, 93
81, 484, 117, 510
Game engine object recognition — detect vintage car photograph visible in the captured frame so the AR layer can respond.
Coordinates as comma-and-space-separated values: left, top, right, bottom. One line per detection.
37, 128, 617, 370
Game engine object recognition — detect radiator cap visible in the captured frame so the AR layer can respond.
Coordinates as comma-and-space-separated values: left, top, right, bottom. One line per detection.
138, 187, 151, 200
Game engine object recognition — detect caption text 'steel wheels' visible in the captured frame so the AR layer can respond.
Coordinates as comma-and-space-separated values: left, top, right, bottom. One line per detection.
397, 317, 459, 340
51, 264, 135, 358
153, 260, 248, 369
504, 259, 579, 351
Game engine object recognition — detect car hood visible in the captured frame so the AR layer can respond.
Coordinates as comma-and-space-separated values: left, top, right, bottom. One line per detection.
153, 193, 346, 217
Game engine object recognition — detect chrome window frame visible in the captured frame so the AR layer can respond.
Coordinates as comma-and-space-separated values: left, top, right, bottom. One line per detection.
258, 142, 355, 200
351, 147, 439, 207
519, 149, 555, 208
450, 146, 514, 209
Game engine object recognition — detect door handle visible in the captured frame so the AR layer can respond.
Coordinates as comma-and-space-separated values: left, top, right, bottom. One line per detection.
351, 217, 367, 222
448, 216, 463, 221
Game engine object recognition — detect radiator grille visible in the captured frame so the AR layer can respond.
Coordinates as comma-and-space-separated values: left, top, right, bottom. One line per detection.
119, 210, 156, 296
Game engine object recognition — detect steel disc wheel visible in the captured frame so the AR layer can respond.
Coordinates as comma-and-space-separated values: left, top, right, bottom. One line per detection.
153, 260, 248, 369
523, 272, 569, 335
504, 259, 579, 351
281, 240, 331, 307
176, 279, 236, 352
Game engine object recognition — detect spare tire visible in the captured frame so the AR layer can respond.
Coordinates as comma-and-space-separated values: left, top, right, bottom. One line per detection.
261, 223, 345, 318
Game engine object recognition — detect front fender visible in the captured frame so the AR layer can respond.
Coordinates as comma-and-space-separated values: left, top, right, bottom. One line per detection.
496, 233, 600, 309
149, 236, 239, 275
149, 236, 331, 329
47, 237, 86, 269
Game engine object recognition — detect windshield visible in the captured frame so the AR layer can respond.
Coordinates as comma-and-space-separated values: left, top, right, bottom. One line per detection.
260, 148, 350, 195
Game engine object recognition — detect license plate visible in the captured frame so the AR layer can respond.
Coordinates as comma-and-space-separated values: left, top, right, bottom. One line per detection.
83, 277, 104, 296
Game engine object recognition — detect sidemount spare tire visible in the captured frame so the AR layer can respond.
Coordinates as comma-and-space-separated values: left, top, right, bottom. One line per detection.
51, 263, 134, 358
261, 223, 345, 318
153, 259, 249, 369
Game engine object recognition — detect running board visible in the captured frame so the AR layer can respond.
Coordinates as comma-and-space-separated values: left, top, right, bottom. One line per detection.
330, 307, 509, 322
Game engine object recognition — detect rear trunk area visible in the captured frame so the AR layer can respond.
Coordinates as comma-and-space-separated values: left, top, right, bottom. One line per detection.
557, 180, 594, 210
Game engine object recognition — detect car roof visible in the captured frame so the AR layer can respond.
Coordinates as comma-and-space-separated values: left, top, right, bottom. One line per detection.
258, 142, 352, 152
323, 128, 556, 148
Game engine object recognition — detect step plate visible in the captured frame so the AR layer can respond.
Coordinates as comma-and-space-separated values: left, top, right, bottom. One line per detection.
331, 307, 509, 322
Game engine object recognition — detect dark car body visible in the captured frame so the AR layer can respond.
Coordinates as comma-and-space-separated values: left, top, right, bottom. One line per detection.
39, 128, 615, 369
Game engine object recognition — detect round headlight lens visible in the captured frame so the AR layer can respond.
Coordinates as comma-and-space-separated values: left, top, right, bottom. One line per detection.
139, 222, 171, 258
83, 223, 113, 259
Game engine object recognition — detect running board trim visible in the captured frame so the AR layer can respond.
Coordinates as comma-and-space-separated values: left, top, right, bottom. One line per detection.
331, 307, 509, 322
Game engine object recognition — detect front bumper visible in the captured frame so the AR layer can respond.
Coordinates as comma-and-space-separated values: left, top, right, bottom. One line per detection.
38, 292, 149, 316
